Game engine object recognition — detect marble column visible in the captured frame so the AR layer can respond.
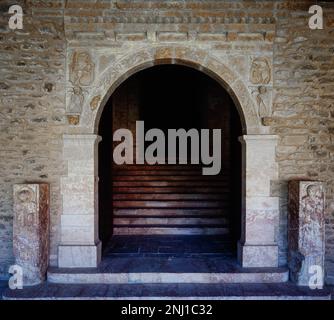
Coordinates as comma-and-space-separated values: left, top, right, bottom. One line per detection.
238, 135, 279, 268
13, 183, 50, 286
288, 181, 325, 287
58, 134, 102, 268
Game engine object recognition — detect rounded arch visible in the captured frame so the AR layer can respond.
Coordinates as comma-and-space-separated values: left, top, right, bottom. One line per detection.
79, 45, 263, 134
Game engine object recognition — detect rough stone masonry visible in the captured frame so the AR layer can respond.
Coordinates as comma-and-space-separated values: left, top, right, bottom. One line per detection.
0, 0, 333, 284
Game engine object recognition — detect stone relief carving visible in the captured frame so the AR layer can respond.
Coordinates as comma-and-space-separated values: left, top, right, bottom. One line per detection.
251, 86, 271, 118
67, 15, 275, 27
68, 86, 84, 114
288, 181, 325, 287
250, 57, 271, 84
300, 184, 325, 254
67, 115, 80, 125
67, 51, 95, 119
69, 51, 95, 86
90, 95, 101, 111
16, 187, 35, 203
15, 187, 37, 228
13, 184, 50, 286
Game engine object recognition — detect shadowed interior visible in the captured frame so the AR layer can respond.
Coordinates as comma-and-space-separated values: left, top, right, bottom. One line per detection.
98, 65, 242, 262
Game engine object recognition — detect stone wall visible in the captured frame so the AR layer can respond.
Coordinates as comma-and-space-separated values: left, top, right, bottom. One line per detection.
0, 0, 333, 282
270, 1, 334, 278
0, 0, 66, 276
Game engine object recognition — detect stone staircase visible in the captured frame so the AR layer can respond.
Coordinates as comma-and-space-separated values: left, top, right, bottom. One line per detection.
4, 282, 331, 300
112, 164, 231, 236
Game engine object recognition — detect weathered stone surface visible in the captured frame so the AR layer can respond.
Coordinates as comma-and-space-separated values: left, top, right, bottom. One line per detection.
250, 57, 271, 84
59, 135, 101, 267
67, 115, 80, 125
288, 181, 325, 287
89, 95, 101, 111
13, 184, 50, 286
69, 51, 95, 87
238, 135, 279, 268
3, 282, 331, 300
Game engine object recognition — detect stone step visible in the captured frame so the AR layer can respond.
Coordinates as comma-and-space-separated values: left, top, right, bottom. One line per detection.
112, 175, 230, 181
113, 226, 229, 235
113, 200, 229, 208
111, 163, 232, 236
4, 282, 330, 300
113, 208, 230, 216
113, 170, 205, 176
47, 261, 289, 284
113, 164, 215, 171
113, 181, 229, 187
113, 217, 229, 225
104, 235, 234, 257
112, 193, 229, 200
113, 187, 230, 193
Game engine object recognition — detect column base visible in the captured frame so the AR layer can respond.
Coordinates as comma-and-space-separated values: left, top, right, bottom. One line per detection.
58, 242, 101, 268
238, 242, 278, 268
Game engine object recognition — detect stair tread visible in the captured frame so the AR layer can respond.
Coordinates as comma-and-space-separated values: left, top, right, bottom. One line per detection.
7, 281, 331, 299
113, 194, 229, 200
113, 216, 229, 219
113, 209, 230, 216
111, 163, 232, 236
113, 187, 230, 193
113, 182, 229, 186
113, 176, 230, 181
114, 224, 228, 228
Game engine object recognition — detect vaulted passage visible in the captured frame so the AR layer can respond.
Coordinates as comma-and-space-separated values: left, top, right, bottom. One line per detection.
98, 65, 242, 261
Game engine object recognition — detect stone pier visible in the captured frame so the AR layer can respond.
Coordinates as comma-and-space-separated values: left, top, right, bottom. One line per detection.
13, 184, 50, 286
288, 181, 325, 287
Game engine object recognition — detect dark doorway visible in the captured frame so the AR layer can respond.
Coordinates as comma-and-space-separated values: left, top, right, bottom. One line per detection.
98, 65, 242, 260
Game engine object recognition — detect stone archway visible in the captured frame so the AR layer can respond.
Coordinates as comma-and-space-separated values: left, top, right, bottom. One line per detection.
58, 45, 279, 269
78, 46, 264, 135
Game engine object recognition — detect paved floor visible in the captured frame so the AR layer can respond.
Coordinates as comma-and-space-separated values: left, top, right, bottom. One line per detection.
3, 236, 334, 300
50, 235, 269, 274
95, 235, 239, 273
2, 282, 331, 300
103, 235, 235, 258
52, 255, 286, 274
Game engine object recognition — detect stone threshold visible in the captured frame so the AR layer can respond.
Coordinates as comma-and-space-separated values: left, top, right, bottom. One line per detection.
47, 268, 289, 284
2, 283, 331, 300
